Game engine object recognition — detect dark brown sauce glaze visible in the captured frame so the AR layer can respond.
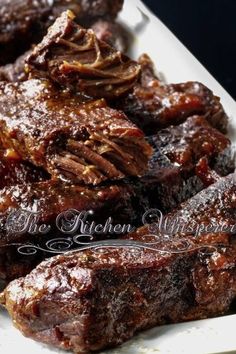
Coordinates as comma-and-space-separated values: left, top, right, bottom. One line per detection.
2, 174, 236, 353
27, 11, 140, 99
0, 79, 152, 185
141, 115, 234, 212
0, 0, 124, 65
116, 54, 228, 134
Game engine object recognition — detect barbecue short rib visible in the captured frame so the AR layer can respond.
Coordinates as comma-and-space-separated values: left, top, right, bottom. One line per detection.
2, 174, 236, 353
142, 115, 235, 212
116, 54, 228, 134
0, 180, 139, 286
27, 11, 140, 99
0, 79, 152, 185
0, 0, 124, 65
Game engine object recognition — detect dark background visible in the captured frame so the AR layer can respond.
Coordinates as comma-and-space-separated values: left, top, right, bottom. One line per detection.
143, 0, 236, 99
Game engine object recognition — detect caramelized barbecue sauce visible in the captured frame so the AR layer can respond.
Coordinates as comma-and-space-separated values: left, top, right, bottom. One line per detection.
0, 148, 49, 190
0, 79, 152, 185
116, 55, 228, 134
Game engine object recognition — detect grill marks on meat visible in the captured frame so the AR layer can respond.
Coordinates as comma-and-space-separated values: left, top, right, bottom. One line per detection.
0, 0, 124, 65
0, 79, 152, 185
116, 54, 228, 134
27, 11, 140, 99
2, 175, 236, 353
141, 115, 234, 212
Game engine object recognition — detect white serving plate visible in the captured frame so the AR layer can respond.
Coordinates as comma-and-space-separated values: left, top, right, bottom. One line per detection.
1, 1, 236, 353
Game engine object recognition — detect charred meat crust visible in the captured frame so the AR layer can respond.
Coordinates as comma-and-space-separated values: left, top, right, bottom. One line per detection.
169, 173, 236, 228
2, 174, 236, 353
26, 11, 140, 99
115, 55, 228, 134
0, 79, 152, 185
142, 115, 234, 212
133, 173, 236, 240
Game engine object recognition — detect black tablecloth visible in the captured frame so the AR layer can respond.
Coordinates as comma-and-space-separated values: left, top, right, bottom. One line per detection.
144, 0, 236, 99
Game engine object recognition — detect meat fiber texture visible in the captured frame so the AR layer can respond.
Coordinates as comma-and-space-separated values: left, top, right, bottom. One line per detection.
27, 11, 140, 99
0, 0, 124, 64
0, 79, 152, 185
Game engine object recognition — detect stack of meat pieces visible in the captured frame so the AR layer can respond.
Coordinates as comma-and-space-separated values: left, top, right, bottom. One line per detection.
0, 10, 152, 285
0, 0, 126, 66
0, 3, 235, 354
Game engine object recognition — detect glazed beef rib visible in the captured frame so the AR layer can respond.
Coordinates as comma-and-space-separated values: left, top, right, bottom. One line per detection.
2, 174, 236, 353
116, 54, 228, 134
0, 79, 152, 185
27, 11, 140, 99
141, 115, 235, 212
0, 0, 124, 65
0, 180, 139, 286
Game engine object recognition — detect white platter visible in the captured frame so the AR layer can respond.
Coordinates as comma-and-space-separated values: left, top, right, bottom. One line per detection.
1, 1, 236, 353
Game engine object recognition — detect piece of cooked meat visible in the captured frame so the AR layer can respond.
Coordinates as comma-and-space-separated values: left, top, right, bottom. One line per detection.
141, 115, 235, 212
50, 0, 124, 26
167, 173, 236, 231
27, 11, 140, 99
0, 79, 152, 185
0, 19, 130, 83
0, 21, 129, 83
0, 179, 139, 286
0, 0, 124, 65
0, 115, 233, 284
0, 148, 49, 189
2, 174, 236, 353
137, 53, 163, 87
135, 173, 236, 241
91, 20, 129, 52
0, 50, 31, 82
0, 20, 129, 83
115, 54, 228, 134
0, 0, 50, 64
3, 234, 236, 353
